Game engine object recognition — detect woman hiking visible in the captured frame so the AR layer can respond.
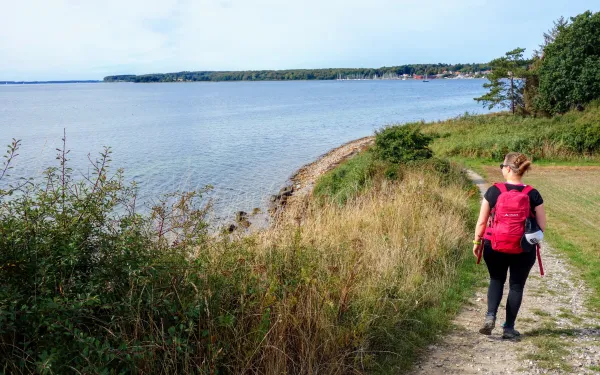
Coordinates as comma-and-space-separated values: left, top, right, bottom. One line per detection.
472, 152, 546, 339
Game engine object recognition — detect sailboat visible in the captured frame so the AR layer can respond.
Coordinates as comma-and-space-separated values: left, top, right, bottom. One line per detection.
423, 73, 429, 82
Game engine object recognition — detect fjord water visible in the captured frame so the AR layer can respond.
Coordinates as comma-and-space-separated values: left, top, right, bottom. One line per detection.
0, 80, 488, 223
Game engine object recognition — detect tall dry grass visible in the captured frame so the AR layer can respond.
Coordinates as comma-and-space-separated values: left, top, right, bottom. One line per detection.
248, 165, 474, 373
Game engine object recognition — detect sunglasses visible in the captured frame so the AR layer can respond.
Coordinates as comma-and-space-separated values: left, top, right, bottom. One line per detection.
499, 164, 510, 170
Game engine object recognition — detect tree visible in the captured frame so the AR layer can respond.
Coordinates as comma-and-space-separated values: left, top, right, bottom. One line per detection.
533, 16, 568, 58
475, 48, 531, 115
524, 17, 569, 115
536, 11, 600, 114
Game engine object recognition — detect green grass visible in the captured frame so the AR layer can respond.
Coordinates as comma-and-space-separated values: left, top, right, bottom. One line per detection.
557, 308, 584, 324
532, 309, 553, 317
523, 324, 580, 372
417, 100, 600, 162
313, 150, 379, 205
524, 336, 573, 372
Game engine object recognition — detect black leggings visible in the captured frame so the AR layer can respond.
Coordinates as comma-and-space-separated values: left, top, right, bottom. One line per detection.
483, 243, 537, 328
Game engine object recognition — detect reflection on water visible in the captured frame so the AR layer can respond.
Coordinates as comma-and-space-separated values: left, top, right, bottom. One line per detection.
0, 80, 489, 223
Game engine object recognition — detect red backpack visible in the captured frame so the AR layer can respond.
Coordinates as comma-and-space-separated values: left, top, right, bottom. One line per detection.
483, 183, 533, 254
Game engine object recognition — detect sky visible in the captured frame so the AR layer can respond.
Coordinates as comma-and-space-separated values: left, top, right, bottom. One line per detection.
1, 0, 598, 80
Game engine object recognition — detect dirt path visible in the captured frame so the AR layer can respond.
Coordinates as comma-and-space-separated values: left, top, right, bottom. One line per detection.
410, 170, 600, 375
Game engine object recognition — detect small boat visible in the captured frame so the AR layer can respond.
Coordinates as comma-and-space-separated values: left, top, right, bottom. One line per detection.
423, 73, 429, 82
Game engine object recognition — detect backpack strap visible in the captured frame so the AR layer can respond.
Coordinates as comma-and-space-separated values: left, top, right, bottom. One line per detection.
521, 185, 535, 217
496, 183, 534, 195
537, 244, 545, 276
522, 185, 534, 195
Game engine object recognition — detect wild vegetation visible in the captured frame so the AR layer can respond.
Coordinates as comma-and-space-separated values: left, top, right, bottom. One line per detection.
0, 129, 481, 374
103, 63, 490, 83
417, 100, 600, 161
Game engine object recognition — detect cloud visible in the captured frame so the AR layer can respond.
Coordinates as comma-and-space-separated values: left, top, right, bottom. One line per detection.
0, 0, 596, 80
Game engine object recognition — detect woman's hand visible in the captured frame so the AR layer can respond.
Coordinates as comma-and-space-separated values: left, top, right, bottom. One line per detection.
473, 243, 482, 258
474, 198, 490, 258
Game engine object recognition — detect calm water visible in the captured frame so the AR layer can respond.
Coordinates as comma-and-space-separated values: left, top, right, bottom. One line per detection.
0, 80, 489, 223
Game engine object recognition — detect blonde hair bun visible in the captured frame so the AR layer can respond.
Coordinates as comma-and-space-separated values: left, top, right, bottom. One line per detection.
505, 152, 532, 176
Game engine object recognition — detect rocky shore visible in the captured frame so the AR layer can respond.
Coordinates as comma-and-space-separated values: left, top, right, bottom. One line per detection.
226, 136, 375, 233
268, 135, 375, 226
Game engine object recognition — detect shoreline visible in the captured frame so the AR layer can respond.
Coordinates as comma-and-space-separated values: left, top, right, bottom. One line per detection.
266, 135, 375, 227
102, 78, 487, 84
229, 136, 375, 233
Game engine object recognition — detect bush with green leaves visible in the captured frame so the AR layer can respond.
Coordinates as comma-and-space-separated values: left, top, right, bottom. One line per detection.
0, 137, 228, 374
374, 125, 433, 164
558, 119, 600, 154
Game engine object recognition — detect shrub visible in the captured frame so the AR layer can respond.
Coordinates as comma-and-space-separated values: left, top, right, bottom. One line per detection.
0, 139, 217, 373
561, 120, 600, 154
374, 125, 433, 164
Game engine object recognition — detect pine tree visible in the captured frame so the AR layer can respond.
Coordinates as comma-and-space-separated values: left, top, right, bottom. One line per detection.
475, 48, 531, 115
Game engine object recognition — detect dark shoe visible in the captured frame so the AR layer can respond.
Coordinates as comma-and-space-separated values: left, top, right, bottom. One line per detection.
502, 327, 521, 339
479, 315, 496, 335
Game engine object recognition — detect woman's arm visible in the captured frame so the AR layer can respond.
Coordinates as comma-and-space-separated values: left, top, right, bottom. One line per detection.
535, 204, 547, 232
473, 198, 491, 257
475, 198, 491, 239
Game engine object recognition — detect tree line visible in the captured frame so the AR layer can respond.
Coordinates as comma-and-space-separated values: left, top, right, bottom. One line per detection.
103, 63, 491, 83
475, 10, 600, 116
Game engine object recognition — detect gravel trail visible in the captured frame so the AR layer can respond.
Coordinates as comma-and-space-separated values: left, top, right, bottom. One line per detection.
410, 170, 600, 375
